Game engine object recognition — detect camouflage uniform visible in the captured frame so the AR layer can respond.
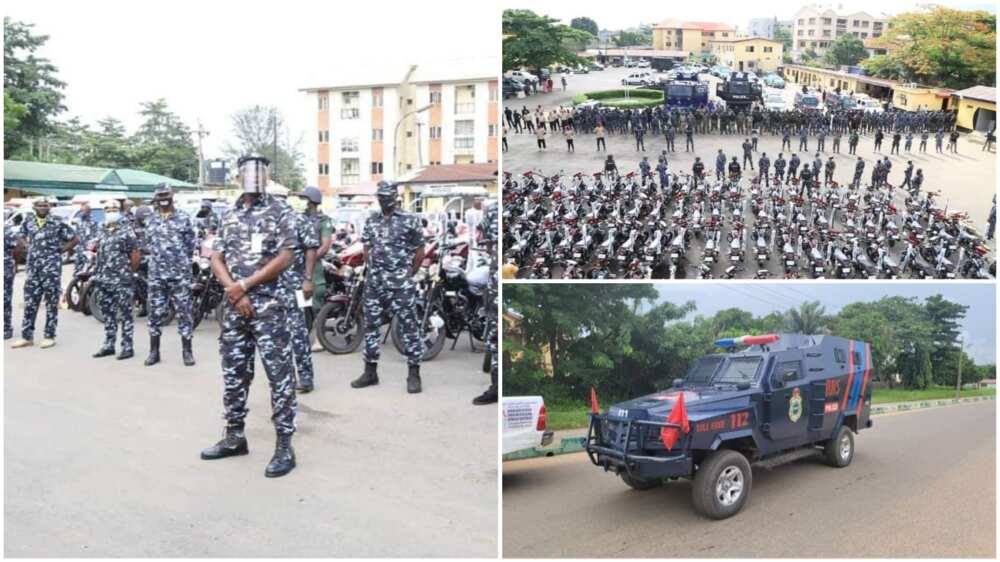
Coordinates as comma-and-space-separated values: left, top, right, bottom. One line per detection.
145, 209, 196, 338
280, 211, 320, 387
216, 193, 297, 435
361, 208, 426, 366
5, 223, 19, 339
195, 210, 220, 244
72, 214, 100, 276
302, 210, 334, 310
19, 214, 76, 341
480, 203, 499, 388
94, 222, 139, 353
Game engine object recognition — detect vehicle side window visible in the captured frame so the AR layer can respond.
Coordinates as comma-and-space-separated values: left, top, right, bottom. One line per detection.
773, 360, 802, 385
834, 349, 846, 363
852, 352, 861, 365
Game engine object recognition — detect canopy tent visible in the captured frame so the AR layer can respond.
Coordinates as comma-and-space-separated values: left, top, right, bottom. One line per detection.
3, 160, 199, 200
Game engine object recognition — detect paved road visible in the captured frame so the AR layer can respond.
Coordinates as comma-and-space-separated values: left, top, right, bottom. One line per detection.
503, 68, 995, 279
502, 401, 995, 558
4, 268, 497, 557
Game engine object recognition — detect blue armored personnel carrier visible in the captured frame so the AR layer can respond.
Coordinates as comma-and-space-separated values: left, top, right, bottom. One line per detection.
585, 333, 874, 519
663, 80, 710, 109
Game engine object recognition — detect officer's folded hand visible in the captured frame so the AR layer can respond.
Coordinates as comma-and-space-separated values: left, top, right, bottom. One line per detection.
302, 280, 314, 299
225, 282, 246, 304
235, 296, 254, 319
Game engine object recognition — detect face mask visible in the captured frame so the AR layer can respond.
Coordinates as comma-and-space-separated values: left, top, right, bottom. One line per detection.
105, 212, 121, 224
157, 198, 172, 208
377, 195, 398, 214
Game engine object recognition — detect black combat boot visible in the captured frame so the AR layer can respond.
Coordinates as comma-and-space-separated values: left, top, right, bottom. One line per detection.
264, 433, 296, 478
93, 344, 115, 358
200, 424, 249, 460
296, 378, 314, 393
182, 337, 195, 366
482, 350, 491, 373
407, 364, 422, 394
351, 362, 379, 388
473, 384, 498, 405
144, 335, 160, 366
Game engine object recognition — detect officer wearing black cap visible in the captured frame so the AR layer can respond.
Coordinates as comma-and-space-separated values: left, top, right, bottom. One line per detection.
351, 181, 426, 394
201, 154, 299, 478
143, 183, 197, 366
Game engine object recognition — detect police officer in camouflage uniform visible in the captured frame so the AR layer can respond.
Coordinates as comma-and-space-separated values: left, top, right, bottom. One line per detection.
473, 200, 498, 405
144, 184, 197, 367
194, 200, 220, 244
297, 187, 334, 352
200, 155, 298, 478
275, 193, 319, 393
11, 199, 79, 349
5, 220, 20, 340
72, 202, 100, 277
91, 202, 141, 360
351, 181, 426, 394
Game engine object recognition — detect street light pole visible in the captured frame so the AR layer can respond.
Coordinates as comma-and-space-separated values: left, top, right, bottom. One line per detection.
195, 120, 209, 187
955, 334, 964, 400
392, 103, 433, 179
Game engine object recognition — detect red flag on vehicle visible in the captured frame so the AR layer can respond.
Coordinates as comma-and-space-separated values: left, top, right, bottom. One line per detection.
660, 392, 690, 451
590, 386, 600, 414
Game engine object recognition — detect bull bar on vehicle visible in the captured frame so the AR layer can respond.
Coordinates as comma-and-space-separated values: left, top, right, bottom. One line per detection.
584, 413, 694, 480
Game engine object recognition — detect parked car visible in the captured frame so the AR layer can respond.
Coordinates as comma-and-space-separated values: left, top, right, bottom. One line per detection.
505, 70, 538, 84
635, 59, 651, 68
764, 91, 787, 111
763, 73, 786, 88
589, 62, 605, 71
622, 71, 654, 86
503, 395, 554, 456
673, 66, 700, 81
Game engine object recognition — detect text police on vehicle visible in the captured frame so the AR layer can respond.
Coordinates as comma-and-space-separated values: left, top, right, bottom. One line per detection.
585, 333, 873, 519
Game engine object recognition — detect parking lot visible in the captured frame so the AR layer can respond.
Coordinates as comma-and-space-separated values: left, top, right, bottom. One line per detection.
4, 267, 498, 557
502, 66, 995, 279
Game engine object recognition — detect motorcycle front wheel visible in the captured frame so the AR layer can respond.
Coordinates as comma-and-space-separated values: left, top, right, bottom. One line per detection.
65, 278, 85, 312
86, 285, 104, 324
391, 300, 447, 361
313, 301, 363, 354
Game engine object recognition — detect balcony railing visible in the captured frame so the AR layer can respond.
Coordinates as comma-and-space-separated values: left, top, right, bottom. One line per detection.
455, 102, 476, 114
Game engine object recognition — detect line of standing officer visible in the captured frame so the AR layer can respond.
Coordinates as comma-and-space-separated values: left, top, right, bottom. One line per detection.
91, 202, 141, 360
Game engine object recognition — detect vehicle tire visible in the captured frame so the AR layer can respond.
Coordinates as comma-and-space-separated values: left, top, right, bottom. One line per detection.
823, 425, 854, 468
692, 450, 752, 520
392, 301, 447, 361
313, 301, 363, 354
215, 301, 225, 324
87, 286, 105, 324
191, 295, 205, 330
65, 278, 84, 312
620, 472, 662, 491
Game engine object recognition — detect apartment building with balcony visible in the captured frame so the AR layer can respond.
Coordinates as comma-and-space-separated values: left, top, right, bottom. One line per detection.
791, 5, 890, 61
300, 58, 498, 195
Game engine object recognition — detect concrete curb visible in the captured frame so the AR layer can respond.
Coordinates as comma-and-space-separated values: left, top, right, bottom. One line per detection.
502, 394, 995, 462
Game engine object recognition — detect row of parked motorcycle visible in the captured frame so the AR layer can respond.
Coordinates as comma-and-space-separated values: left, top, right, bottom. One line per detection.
64, 221, 493, 362
502, 170, 994, 279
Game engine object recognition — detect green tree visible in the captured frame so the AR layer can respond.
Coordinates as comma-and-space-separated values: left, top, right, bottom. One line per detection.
612, 30, 649, 47
84, 117, 134, 169
773, 25, 793, 52
4, 17, 67, 159
132, 99, 198, 182
570, 17, 598, 37
503, 10, 592, 72
222, 105, 305, 189
42, 117, 91, 164
861, 7, 996, 88
923, 294, 968, 385
823, 34, 868, 66
3, 91, 27, 135
784, 301, 829, 334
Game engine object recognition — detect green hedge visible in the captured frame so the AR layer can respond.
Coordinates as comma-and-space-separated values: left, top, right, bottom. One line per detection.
573, 88, 664, 108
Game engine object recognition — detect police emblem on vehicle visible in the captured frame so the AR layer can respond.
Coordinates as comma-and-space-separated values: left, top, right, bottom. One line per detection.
788, 387, 803, 422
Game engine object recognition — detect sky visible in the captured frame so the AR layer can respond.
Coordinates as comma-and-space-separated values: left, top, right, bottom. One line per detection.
649, 283, 996, 364
5, 0, 501, 157
511, 0, 994, 32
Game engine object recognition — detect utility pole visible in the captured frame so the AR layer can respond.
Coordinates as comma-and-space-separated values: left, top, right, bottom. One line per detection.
272, 110, 279, 183
195, 120, 209, 187
955, 334, 964, 399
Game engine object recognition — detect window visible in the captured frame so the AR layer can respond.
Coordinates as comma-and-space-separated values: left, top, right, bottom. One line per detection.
852, 19, 859, 27
714, 356, 763, 385
837, 18, 847, 25
429, 126, 442, 139
405, 130, 413, 138
861, 32, 867, 38
798, 40, 806, 47
341, 137, 359, 152
429, 91, 442, 104
454, 120, 474, 136
340, 91, 359, 119
808, 17, 815, 24
861, 20, 869, 27
488, 124, 498, 136
811, 41, 817, 47
372, 90, 383, 107
340, 107, 359, 119
455, 137, 475, 149
455, 85, 476, 114
822, 18, 831, 25
852, 352, 861, 365
686, 356, 725, 383
745, 45, 755, 52
318, 163, 329, 175
763, 46, 773, 53
797, 18, 804, 25
822, 30, 830, 37
341, 158, 359, 184
372, 128, 383, 141
318, 94, 329, 111
489, 87, 498, 102
808, 29, 814, 36
798, 29, 804, 36
835, 349, 846, 363
318, 130, 329, 143
370, 161, 383, 174
772, 360, 802, 384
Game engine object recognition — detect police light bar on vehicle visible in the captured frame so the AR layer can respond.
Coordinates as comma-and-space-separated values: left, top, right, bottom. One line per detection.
714, 334, 780, 347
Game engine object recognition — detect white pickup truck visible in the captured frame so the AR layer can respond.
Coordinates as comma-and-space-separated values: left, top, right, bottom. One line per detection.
502, 395, 554, 456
